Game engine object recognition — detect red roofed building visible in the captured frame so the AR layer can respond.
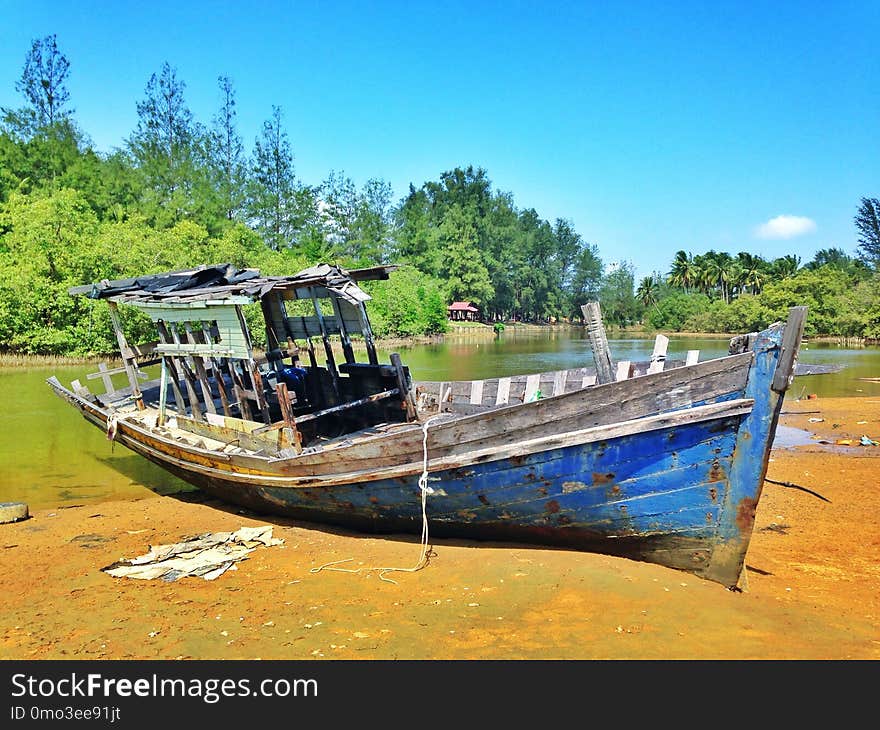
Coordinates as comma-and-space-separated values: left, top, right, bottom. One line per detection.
447, 301, 480, 321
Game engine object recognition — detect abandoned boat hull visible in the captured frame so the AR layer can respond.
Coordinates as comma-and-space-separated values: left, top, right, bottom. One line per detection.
47, 313, 795, 588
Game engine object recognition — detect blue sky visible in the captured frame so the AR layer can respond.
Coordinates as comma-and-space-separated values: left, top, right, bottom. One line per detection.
1, 0, 877, 280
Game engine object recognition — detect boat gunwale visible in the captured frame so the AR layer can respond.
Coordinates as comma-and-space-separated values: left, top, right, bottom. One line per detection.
47, 374, 754, 488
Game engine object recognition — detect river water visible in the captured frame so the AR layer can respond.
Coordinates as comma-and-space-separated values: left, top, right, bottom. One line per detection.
2, 330, 878, 509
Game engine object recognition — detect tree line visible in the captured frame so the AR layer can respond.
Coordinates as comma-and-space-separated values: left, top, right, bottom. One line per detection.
0, 35, 877, 354
633, 232, 880, 339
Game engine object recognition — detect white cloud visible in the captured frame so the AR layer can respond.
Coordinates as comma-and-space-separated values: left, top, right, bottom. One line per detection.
754, 215, 817, 240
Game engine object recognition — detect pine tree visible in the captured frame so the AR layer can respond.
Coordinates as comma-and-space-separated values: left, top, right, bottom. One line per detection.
855, 197, 880, 268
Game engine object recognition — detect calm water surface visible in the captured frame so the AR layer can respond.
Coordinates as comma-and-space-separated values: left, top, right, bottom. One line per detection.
3, 330, 878, 509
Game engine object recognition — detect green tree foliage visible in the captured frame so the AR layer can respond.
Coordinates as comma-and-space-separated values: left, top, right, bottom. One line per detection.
11, 34, 72, 131
855, 197, 880, 268
599, 262, 639, 326
247, 106, 318, 250
208, 76, 247, 223
126, 62, 202, 227
365, 267, 449, 337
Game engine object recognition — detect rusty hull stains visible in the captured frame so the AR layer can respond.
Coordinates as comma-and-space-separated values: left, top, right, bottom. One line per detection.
736, 496, 758, 532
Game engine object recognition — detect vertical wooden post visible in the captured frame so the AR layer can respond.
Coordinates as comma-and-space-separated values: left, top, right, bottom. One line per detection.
168, 322, 203, 421
772, 306, 808, 393
329, 296, 355, 364
234, 304, 269, 423
100, 363, 116, 395
199, 323, 232, 417
275, 381, 302, 454
581, 302, 615, 385
357, 303, 380, 365
228, 361, 253, 421
615, 361, 633, 381
390, 353, 417, 420
106, 301, 144, 409
647, 334, 669, 374
309, 290, 340, 402
158, 357, 168, 427
183, 322, 217, 415
686, 350, 700, 366
250, 359, 271, 425
155, 321, 187, 415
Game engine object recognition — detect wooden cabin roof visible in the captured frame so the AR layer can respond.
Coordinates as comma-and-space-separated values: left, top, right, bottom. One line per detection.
448, 301, 479, 312
68, 263, 397, 307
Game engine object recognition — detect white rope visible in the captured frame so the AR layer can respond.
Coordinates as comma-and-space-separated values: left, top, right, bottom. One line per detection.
106, 411, 139, 451
311, 414, 446, 584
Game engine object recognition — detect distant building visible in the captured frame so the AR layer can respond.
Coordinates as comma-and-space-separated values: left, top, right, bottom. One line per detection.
447, 301, 480, 321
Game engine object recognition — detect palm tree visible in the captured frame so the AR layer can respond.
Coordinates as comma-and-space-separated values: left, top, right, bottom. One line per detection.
736, 252, 767, 294
770, 254, 801, 280
636, 275, 659, 309
668, 250, 695, 292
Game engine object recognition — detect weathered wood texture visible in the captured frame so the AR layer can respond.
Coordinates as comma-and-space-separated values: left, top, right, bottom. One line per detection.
581, 301, 615, 384
772, 306, 807, 393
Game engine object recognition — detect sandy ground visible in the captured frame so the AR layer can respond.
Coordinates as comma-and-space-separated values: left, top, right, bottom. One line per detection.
1, 396, 878, 660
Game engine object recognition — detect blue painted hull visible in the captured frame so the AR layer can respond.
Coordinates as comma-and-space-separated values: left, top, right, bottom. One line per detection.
174, 411, 743, 577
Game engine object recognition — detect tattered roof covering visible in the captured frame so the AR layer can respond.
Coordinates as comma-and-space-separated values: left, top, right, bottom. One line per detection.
68, 263, 397, 307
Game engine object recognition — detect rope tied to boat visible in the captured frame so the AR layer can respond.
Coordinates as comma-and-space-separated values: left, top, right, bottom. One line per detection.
106, 411, 137, 450
310, 414, 446, 584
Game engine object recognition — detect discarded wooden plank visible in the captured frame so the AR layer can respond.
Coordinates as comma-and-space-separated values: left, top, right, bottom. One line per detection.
581, 302, 615, 384
647, 334, 669, 374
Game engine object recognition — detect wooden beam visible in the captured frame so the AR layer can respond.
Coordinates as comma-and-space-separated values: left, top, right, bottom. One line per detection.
772, 306, 808, 393
391, 352, 417, 420
329, 296, 355, 364
275, 382, 302, 454
106, 301, 145, 409
552, 370, 567, 396
253, 388, 401, 434
154, 321, 187, 415
357, 302, 379, 365
167, 322, 203, 421
581, 301, 615, 384
615, 360, 633, 381
495, 377, 511, 405
90, 362, 116, 395
647, 334, 669, 374
183, 322, 217, 415
469, 379, 484, 405
200, 323, 232, 417
309, 290, 340, 402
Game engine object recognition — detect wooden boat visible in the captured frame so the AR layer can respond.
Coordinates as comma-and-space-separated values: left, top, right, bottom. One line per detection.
47, 263, 808, 589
